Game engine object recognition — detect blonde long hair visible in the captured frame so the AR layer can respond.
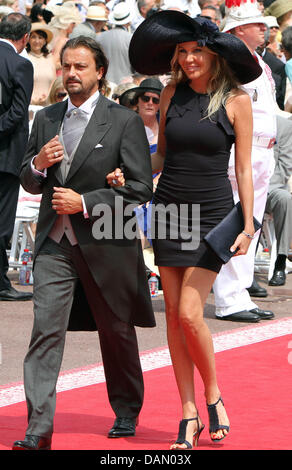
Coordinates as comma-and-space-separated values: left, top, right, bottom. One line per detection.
170, 44, 239, 120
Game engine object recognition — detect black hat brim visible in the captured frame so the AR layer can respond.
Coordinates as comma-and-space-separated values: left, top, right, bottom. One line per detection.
133, 86, 163, 96
129, 10, 262, 85
128, 78, 164, 103
132, 84, 164, 98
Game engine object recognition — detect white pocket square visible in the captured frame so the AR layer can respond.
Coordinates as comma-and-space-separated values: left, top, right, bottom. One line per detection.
95, 143, 103, 148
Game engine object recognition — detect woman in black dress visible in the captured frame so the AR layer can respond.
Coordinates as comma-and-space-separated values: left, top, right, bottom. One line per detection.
109, 11, 262, 448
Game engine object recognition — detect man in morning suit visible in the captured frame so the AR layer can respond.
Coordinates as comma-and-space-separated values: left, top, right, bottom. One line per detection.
12, 36, 155, 451
266, 115, 292, 286
0, 13, 33, 301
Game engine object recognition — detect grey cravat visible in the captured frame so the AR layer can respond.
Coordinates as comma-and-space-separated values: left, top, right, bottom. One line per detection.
48, 107, 88, 246
50, 97, 98, 246
62, 107, 88, 158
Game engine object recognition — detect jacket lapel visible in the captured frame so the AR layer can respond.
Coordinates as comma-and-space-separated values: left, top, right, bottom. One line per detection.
45, 100, 68, 185
65, 94, 112, 184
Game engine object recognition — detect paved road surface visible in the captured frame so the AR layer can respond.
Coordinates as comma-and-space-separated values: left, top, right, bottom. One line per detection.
1, 270, 292, 386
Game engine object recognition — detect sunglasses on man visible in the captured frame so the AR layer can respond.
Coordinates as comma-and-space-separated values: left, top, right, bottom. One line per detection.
139, 95, 160, 104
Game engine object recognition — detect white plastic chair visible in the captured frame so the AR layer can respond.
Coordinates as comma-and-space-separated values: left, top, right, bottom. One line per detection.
255, 213, 277, 280
8, 188, 41, 269
28, 105, 43, 134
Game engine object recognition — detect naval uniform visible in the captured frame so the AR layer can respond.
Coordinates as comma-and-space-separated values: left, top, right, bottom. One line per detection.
213, 53, 277, 317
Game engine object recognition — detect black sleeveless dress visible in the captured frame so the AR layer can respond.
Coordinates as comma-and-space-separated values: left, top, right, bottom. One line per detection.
152, 82, 235, 273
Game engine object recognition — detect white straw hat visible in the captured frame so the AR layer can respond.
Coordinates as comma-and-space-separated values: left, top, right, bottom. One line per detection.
221, 0, 267, 32
86, 5, 108, 21
48, 2, 82, 30
30, 22, 54, 43
263, 15, 279, 29
0, 6, 14, 16
108, 2, 133, 26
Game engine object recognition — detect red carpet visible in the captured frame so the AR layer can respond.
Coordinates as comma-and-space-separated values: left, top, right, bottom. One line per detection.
0, 327, 291, 451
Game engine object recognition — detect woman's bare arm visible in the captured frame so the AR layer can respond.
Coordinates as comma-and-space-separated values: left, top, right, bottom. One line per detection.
151, 84, 176, 173
226, 89, 255, 255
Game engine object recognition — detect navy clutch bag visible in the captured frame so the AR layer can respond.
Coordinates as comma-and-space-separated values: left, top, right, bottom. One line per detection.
204, 202, 262, 264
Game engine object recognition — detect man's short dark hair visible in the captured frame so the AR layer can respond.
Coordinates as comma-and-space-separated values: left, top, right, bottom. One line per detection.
200, 4, 222, 21
0, 13, 31, 41
60, 36, 109, 90
137, 0, 146, 13
281, 26, 292, 57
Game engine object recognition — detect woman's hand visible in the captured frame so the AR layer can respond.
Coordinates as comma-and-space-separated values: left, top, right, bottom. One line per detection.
230, 231, 254, 257
153, 172, 161, 191
106, 168, 125, 187
32, 93, 47, 106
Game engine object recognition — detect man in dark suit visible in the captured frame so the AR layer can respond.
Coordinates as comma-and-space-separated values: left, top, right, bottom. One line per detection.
260, 48, 287, 110
12, 36, 155, 451
0, 13, 33, 301
266, 115, 292, 286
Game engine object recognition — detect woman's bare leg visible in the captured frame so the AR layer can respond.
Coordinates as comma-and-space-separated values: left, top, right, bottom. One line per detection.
179, 267, 229, 441
159, 266, 202, 448
159, 266, 229, 445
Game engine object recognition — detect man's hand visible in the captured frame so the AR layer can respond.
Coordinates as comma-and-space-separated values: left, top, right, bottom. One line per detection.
34, 135, 64, 171
52, 187, 83, 215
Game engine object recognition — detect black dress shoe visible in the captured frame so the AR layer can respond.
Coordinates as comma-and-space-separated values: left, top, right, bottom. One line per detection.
108, 417, 137, 438
0, 286, 32, 301
249, 307, 275, 320
12, 435, 51, 450
216, 310, 260, 323
247, 278, 268, 298
268, 270, 286, 286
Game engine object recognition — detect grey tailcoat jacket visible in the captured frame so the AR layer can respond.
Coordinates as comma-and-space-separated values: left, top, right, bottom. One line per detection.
20, 94, 156, 331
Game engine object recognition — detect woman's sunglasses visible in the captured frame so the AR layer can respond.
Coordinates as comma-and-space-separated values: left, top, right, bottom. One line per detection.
56, 92, 67, 99
139, 95, 160, 104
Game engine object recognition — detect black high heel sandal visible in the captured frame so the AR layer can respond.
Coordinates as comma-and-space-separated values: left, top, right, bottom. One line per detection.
171, 416, 205, 449
207, 396, 230, 442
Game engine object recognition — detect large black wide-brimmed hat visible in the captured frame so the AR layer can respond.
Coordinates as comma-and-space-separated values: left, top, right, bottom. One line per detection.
129, 10, 262, 85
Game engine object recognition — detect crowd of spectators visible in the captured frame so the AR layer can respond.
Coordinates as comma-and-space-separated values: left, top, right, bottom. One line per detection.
0, 0, 291, 290
0, 0, 292, 119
